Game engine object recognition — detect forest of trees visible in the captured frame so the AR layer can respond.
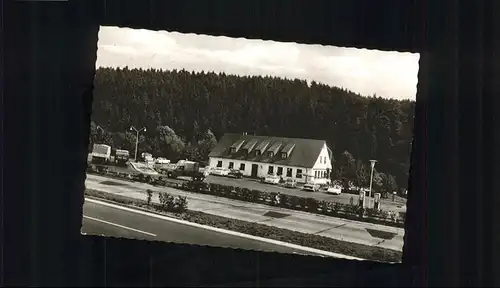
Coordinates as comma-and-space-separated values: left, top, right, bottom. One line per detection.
89, 67, 414, 195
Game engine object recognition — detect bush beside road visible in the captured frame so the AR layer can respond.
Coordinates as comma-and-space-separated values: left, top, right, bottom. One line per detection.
85, 188, 402, 263
204, 175, 406, 210
180, 181, 406, 228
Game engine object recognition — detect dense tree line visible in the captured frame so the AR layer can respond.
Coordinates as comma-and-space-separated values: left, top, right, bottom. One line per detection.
89, 67, 414, 195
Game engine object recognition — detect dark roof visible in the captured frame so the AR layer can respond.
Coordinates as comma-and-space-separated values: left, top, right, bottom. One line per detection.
209, 133, 328, 168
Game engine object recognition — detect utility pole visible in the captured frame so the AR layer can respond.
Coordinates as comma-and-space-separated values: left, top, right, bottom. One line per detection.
96, 125, 105, 142
130, 126, 146, 162
368, 160, 377, 208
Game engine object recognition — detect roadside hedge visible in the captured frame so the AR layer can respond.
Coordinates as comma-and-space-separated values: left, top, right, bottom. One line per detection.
180, 181, 405, 228
87, 166, 406, 228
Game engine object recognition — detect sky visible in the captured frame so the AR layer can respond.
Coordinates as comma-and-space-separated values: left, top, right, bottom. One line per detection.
97, 26, 420, 101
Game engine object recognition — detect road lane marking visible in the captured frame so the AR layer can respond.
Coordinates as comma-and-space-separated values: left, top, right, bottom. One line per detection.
84, 198, 381, 262
83, 215, 157, 237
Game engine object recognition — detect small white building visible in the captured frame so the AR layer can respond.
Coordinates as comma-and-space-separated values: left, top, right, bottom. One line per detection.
208, 133, 333, 185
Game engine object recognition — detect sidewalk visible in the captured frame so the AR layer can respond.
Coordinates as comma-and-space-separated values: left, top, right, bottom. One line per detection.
86, 174, 405, 251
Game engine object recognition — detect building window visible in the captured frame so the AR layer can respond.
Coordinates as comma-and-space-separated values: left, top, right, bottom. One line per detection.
239, 163, 245, 171
230, 147, 236, 153
268, 151, 274, 157
217, 161, 222, 168
315, 171, 318, 178
296, 169, 303, 178
277, 167, 283, 176
255, 150, 261, 156
286, 168, 292, 177
281, 152, 287, 159
268, 166, 274, 175
228, 162, 234, 169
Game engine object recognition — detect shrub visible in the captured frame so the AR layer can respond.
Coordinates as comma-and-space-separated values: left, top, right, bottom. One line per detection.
216, 184, 227, 195
208, 183, 216, 193
279, 193, 291, 208
158, 192, 175, 210
378, 210, 390, 221
305, 198, 319, 212
266, 192, 277, 206
365, 208, 380, 219
225, 186, 235, 198
87, 165, 96, 173
317, 200, 330, 213
173, 196, 188, 213
333, 202, 344, 213
239, 188, 250, 201
388, 211, 398, 222
345, 204, 364, 218
399, 211, 406, 223
297, 197, 308, 209
146, 189, 153, 206
242, 188, 251, 200
158, 192, 189, 213
232, 186, 242, 199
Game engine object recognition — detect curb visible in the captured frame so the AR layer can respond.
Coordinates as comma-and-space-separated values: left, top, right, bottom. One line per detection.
84, 197, 371, 262
87, 174, 405, 232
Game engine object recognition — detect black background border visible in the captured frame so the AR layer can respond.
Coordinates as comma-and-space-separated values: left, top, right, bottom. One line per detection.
3, 0, 499, 286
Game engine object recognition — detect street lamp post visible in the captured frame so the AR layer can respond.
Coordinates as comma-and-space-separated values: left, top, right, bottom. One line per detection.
130, 126, 146, 162
368, 160, 377, 208
95, 125, 105, 143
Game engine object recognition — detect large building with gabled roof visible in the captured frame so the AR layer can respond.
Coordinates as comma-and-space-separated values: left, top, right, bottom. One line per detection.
208, 133, 333, 185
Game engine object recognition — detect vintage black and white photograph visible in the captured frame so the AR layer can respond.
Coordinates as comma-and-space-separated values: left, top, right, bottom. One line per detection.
82, 26, 418, 263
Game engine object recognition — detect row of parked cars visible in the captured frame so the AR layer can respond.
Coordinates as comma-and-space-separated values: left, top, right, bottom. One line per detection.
208, 167, 342, 195
207, 167, 244, 178
263, 175, 342, 195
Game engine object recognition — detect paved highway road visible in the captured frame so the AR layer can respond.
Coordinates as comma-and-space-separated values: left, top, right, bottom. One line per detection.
82, 200, 327, 257
86, 173, 404, 251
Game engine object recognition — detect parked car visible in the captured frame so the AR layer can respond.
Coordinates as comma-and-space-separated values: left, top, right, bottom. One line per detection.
284, 178, 297, 188
211, 167, 231, 176
303, 183, 320, 192
264, 174, 280, 185
155, 157, 170, 164
228, 169, 243, 179
326, 185, 342, 195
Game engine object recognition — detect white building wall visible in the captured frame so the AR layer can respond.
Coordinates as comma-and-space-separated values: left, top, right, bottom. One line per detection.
208, 157, 330, 185
312, 144, 333, 170
309, 144, 333, 185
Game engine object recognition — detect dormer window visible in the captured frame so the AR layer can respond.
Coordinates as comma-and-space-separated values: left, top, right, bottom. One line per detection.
230, 139, 245, 154
280, 143, 296, 159
268, 151, 274, 157
255, 150, 261, 156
